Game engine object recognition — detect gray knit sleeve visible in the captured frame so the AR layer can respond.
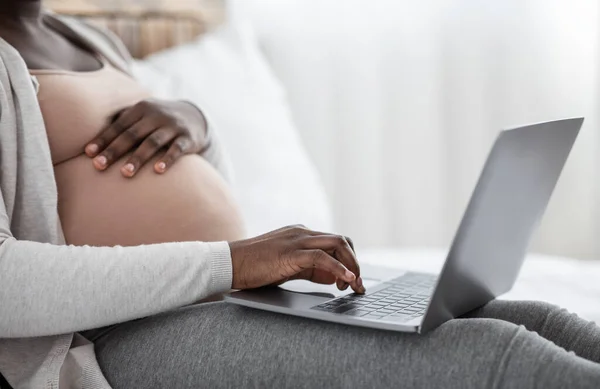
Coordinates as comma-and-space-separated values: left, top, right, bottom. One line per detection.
0, 229, 233, 338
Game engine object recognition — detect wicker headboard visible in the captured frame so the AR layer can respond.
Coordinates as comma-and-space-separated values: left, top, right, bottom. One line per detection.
46, 0, 226, 58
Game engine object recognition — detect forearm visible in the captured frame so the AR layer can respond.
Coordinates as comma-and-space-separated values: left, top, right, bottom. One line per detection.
0, 237, 232, 338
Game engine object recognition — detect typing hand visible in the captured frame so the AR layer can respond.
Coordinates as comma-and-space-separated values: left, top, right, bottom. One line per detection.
229, 225, 366, 294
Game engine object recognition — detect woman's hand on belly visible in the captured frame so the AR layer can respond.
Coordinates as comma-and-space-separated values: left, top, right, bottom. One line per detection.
84, 98, 209, 178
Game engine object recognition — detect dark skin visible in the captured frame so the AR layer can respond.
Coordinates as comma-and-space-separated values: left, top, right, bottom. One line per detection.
0, 0, 208, 177
0, 0, 365, 293
0, 0, 101, 72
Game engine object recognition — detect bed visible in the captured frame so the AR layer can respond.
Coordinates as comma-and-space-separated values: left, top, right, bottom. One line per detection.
46, 0, 600, 324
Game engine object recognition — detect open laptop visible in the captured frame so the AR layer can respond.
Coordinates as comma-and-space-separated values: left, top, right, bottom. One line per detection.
225, 118, 584, 334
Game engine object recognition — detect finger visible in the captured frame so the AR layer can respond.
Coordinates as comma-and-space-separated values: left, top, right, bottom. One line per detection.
300, 235, 363, 293
299, 235, 360, 279
93, 119, 157, 171
345, 236, 355, 253
85, 105, 146, 157
334, 280, 350, 291
292, 269, 336, 285
343, 236, 356, 290
296, 250, 356, 284
287, 229, 364, 292
121, 128, 178, 177
154, 135, 195, 174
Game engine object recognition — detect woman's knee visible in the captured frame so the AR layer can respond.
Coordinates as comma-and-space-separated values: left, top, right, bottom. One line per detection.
432, 317, 524, 347
465, 300, 559, 323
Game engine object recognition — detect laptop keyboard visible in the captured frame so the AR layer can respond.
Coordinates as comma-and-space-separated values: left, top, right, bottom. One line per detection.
311, 272, 436, 323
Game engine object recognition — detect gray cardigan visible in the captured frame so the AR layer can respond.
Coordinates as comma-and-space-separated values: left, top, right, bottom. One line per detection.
0, 14, 233, 389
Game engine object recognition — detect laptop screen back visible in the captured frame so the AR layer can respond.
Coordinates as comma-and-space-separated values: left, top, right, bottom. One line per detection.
420, 118, 583, 333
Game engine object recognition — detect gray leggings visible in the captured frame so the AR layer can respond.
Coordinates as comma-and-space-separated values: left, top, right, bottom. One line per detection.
84, 300, 600, 389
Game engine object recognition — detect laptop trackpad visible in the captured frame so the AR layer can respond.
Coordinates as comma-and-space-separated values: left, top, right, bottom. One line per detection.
278, 278, 381, 299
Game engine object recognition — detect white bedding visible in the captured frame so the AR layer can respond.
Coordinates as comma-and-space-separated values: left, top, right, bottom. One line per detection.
132, 20, 334, 237
130, 17, 600, 324
359, 248, 600, 322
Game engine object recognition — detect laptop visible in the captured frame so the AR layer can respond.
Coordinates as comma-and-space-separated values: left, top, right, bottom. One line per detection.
225, 118, 584, 334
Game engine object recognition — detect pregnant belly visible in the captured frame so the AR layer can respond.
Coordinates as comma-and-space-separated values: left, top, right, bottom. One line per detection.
54, 153, 245, 247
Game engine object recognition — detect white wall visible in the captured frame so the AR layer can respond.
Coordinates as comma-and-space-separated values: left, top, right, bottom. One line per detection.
230, 0, 600, 259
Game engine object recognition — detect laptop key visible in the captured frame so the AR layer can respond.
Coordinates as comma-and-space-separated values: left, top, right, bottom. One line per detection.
371, 292, 391, 297
344, 309, 370, 317
357, 306, 376, 312
332, 304, 362, 314
369, 302, 388, 308
362, 313, 386, 320
310, 273, 438, 313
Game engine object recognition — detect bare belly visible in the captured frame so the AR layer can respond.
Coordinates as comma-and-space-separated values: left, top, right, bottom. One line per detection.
54, 153, 245, 247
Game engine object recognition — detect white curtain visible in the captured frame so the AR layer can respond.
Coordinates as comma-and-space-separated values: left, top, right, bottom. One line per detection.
229, 0, 600, 259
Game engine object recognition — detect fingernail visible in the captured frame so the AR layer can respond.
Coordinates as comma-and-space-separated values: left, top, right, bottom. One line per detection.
356, 277, 363, 288
123, 163, 135, 173
94, 156, 107, 167
86, 144, 98, 155
155, 161, 166, 173
342, 283, 349, 290
359, 285, 366, 294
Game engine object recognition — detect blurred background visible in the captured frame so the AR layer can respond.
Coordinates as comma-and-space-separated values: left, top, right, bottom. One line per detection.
49, 0, 600, 260
44, 0, 600, 317
229, 0, 600, 260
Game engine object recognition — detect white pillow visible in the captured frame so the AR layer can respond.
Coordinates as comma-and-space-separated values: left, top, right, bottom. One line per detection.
131, 21, 333, 236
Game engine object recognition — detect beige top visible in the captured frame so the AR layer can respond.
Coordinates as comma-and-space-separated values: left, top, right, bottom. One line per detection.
30, 57, 245, 246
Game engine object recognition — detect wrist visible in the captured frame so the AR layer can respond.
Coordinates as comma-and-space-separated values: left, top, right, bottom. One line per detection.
178, 100, 211, 152
228, 241, 239, 289
228, 240, 249, 290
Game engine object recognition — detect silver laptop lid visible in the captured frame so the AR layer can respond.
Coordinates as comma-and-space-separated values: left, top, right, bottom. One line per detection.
420, 118, 584, 333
